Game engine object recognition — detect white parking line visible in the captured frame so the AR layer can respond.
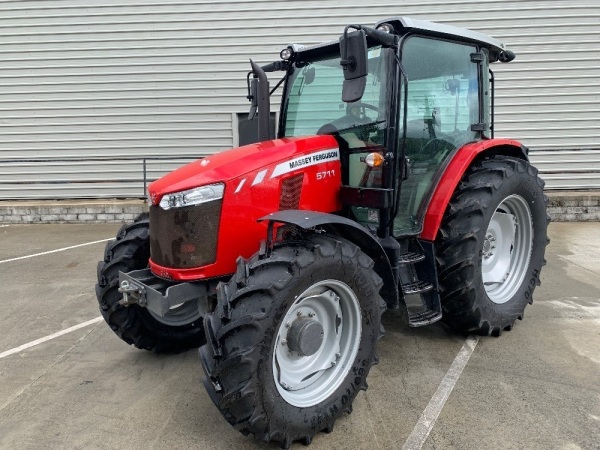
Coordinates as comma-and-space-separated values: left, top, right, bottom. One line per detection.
0, 317, 103, 360
0, 238, 111, 264
0, 225, 9, 228
402, 335, 480, 450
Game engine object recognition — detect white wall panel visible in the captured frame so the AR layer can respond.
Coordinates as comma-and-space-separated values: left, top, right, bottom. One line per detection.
0, 0, 598, 198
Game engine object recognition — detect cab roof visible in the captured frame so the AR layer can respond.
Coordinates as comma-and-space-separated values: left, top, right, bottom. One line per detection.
376, 17, 506, 55
292, 16, 509, 63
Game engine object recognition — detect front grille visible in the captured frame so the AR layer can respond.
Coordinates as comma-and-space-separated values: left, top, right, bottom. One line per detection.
149, 200, 222, 269
279, 173, 304, 210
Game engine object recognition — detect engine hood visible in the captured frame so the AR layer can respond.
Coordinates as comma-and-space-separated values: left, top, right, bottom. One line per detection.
148, 135, 338, 203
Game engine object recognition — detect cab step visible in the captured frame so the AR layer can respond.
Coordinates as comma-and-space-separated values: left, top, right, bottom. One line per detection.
407, 308, 443, 327
401, 280, 433, 295
398, 252, 426, 264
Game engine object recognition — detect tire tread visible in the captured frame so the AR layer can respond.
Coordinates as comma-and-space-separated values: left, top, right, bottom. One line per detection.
200, 234, 384, 448
436, 156, 549, 335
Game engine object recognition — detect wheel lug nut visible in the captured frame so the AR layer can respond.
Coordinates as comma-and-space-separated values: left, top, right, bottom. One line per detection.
308, 312, 315, 318
297, 310, 302, 316
281, 339, 287, 346
285, 322, 291, 328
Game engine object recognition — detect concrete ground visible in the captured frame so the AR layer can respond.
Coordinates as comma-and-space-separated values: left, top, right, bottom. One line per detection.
0, 222, 598, 449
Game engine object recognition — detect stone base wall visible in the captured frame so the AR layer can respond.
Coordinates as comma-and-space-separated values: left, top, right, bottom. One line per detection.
0, 192, 598, 224
546, 192, 600, 222
0, 200, 147, 224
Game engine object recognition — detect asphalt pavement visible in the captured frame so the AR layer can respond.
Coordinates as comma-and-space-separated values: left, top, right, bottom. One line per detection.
0, 222, 598, 449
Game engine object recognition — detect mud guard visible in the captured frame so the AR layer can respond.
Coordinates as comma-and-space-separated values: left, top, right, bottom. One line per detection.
259, 210, 398, 307
420, 139, 529, 241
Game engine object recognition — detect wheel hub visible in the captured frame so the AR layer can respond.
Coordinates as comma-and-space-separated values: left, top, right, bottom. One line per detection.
482, 195, 533, 304
286, 316, 324, 357
483, 233, 496, 259
273, 281, 362, 408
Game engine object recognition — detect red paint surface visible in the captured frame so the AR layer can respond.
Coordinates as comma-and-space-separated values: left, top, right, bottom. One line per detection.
148, 135, 342, 280
149, 136, 338, 200
419, 138, 525, 241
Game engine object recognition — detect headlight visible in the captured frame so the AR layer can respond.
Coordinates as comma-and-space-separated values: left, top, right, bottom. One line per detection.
159, 183, 224, 210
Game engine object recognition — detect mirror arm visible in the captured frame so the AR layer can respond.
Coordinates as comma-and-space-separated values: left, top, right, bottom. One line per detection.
340, 24, 362, 70
261, 60, 289, 73
342, 24, 399, 53
269, 75, 286, 96
246, 71, 253, 101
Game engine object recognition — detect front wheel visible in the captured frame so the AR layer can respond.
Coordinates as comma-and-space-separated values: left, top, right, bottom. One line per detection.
199, 234, 385, 448
436, 156, 549, 336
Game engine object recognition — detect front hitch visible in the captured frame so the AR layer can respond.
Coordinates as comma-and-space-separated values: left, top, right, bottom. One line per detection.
118, 269, 210, 318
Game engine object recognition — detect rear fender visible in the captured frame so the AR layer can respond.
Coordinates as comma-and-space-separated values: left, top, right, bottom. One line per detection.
259, 210, 398, 307
420, 139, 528, 241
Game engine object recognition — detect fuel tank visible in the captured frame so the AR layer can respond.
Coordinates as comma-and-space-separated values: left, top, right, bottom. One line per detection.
147, 135, 342, 281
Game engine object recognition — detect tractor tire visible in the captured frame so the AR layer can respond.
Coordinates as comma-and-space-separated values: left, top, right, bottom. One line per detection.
95, 213, 205, 352
199, 234, 385, 448
436, 156, 549, 336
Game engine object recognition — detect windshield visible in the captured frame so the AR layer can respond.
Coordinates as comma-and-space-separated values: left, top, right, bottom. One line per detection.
282, 46, 390, 144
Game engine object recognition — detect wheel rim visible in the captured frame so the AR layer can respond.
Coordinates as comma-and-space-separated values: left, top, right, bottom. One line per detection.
482, 194, 533, 304
147, 300, 202, 327
272, 280, 362, 408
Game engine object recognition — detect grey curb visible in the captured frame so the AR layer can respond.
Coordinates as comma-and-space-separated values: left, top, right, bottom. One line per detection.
0, 192, 598, 224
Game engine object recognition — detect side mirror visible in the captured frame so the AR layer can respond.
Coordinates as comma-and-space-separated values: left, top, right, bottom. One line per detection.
303, 67, 316, 85
339, 29, 368, 103
445, 78, 461, 96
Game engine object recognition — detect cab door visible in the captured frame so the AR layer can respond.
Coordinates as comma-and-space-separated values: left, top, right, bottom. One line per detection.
394, 36, 485, 236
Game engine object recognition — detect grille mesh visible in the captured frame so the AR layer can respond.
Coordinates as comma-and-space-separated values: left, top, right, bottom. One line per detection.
279, 173, 304, 210
149, 200, 221, 269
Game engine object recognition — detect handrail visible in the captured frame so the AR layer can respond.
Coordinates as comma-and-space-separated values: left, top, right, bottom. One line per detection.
0, 155, 205, 198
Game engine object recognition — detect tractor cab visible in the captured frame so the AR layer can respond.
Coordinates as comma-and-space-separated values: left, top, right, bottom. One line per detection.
260, 17, 515, 238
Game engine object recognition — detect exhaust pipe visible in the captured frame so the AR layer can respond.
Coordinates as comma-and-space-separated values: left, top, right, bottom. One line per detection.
249, 59, 271, 142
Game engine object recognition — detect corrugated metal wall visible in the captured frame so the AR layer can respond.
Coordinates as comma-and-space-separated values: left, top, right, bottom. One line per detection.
0, 0, 598, 198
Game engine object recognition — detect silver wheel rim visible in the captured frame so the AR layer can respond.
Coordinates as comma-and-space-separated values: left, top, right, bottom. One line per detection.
272, 280, 362, 408
147, 300, 202, 326
482, 194, 533, 304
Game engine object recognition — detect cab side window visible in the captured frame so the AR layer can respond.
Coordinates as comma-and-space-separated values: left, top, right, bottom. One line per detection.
395, 37, 480, 236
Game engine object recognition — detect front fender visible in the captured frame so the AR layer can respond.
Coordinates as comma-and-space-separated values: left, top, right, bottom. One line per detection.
259, 210, 398, 307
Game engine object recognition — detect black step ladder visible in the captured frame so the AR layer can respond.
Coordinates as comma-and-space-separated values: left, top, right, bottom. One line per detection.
398, 245, 443, 327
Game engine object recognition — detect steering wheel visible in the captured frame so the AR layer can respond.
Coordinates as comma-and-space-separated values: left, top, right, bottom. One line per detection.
417, 138, 450, 159
347, 102, 381, 121
317, 102, 381, 135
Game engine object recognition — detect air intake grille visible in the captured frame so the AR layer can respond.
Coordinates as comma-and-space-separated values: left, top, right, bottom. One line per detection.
149, 200, 222, 269
279, 173, 304, 210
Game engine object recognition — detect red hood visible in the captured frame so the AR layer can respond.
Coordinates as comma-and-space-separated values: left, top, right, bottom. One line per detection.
148, 135, 338, 202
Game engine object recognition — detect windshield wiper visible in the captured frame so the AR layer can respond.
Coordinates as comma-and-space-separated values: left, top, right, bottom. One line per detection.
336, 119, 386, 133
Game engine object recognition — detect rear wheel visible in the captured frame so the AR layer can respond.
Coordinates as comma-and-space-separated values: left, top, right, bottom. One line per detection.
95, 214, 205, 352
200, 234, 385, 448
436, 156, 549, 335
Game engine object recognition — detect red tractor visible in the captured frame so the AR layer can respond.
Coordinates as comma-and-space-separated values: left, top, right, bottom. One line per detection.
96, 17, 548, 448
